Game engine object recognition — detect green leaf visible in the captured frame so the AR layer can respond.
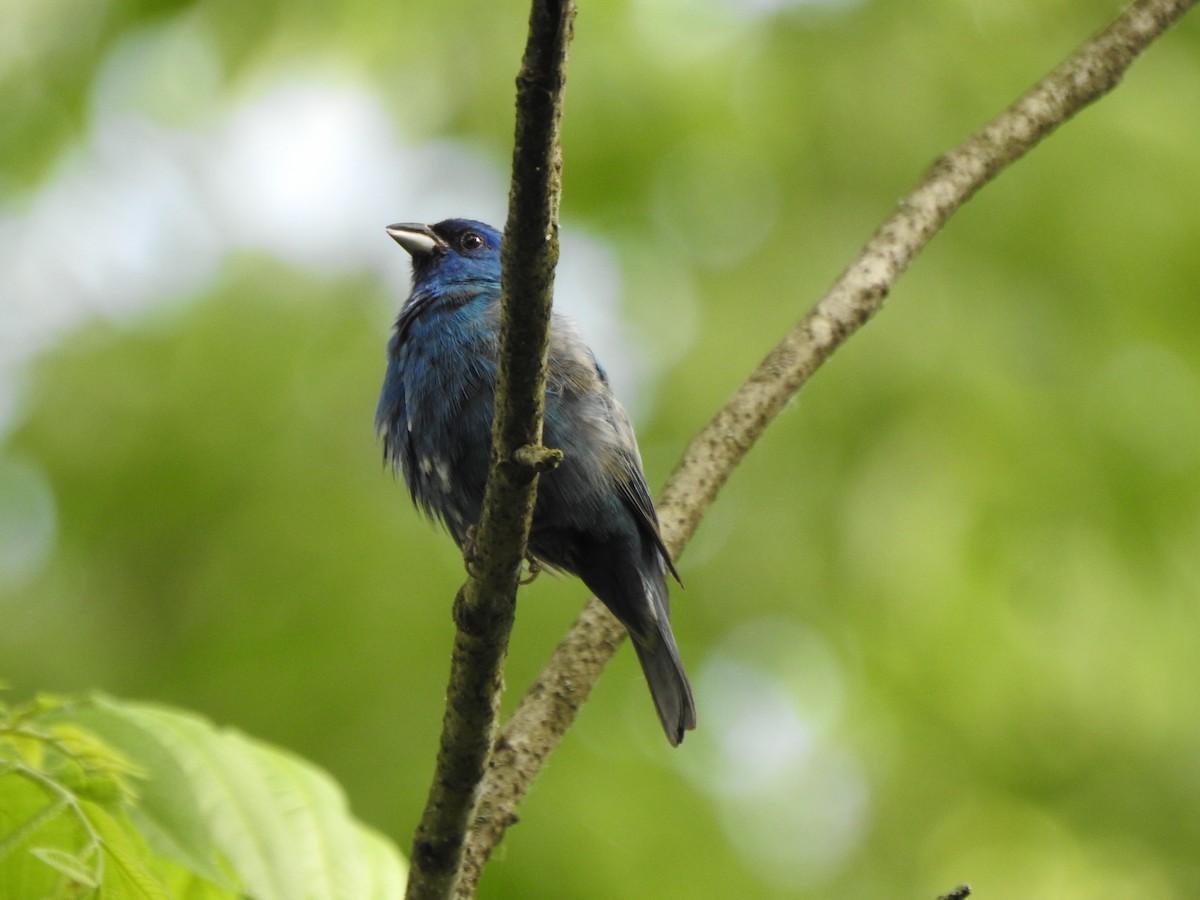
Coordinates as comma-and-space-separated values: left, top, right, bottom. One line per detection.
28, 846, 99, 887
82, 800, 174, 900
3, 692, 405, 898
354, 825, 410, 899
0, 767, 93, 899
77, 695, 408, 899
65, 699, 234, 890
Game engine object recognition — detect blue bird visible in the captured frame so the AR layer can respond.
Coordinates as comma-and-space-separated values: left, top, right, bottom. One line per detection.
377, 218, 696, 745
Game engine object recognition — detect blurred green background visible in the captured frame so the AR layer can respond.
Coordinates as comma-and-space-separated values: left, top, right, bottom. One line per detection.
3, 0, 1199, 897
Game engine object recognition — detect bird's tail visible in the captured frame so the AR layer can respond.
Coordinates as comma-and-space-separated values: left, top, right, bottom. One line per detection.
631, 614, 697, 747
576, 549, 697, 745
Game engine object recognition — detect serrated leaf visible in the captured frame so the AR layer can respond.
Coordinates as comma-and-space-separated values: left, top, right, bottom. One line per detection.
8, 693, 406, 897
28, 846, 99, 887
51, 722, 145, 779
355, 824, 410, 899
157, 855, 243, 900
82, 800, 173, 900
238, 730, 376, 900
0, 790, 69, 866
0, 768, 90, 899
64, 699, 234, 890
91, 700, 298, 898
4, 732, 47, 770
80, 695, 407, 898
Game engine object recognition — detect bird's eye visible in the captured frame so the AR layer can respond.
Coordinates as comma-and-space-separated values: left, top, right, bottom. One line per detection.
460, 231, 484, 251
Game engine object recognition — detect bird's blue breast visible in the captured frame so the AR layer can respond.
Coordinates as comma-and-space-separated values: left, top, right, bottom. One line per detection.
376, 278, 666, 590
376, 289, 499, 541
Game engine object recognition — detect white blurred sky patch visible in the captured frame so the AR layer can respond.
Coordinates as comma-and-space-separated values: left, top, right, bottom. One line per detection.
0, 13, 645, 582
214, 77, 408, 271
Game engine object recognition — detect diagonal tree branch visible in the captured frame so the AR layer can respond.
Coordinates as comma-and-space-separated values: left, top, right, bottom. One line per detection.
403, 2, 576, 899
456, 0, 1197, 893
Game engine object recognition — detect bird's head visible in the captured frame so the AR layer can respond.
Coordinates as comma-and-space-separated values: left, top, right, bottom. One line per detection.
386, 218, 502, 291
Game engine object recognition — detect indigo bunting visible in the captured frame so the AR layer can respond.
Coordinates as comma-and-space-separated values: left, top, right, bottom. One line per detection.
377, 218, 696, 745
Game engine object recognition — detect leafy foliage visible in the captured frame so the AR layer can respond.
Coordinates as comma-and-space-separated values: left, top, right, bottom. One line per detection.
0, 694, 406, 899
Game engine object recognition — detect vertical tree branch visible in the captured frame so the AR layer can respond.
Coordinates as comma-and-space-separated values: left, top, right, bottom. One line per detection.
403, 2, 576, 898
455, 0, 1197, 893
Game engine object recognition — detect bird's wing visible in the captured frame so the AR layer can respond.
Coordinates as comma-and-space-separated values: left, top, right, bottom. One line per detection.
615, 449, 683, 587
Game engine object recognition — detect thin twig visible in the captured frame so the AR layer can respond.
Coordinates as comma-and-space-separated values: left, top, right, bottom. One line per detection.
402, 2, 576, 898
456, 0, 1197, 893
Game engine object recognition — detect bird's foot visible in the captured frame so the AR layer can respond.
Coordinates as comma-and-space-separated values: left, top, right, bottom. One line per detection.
462, 524, 481, 579
518, 556, 542, 585
462, 526, 541, 585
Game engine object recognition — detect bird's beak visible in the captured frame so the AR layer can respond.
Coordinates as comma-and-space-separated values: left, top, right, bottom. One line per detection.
385, 223, 446, 256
